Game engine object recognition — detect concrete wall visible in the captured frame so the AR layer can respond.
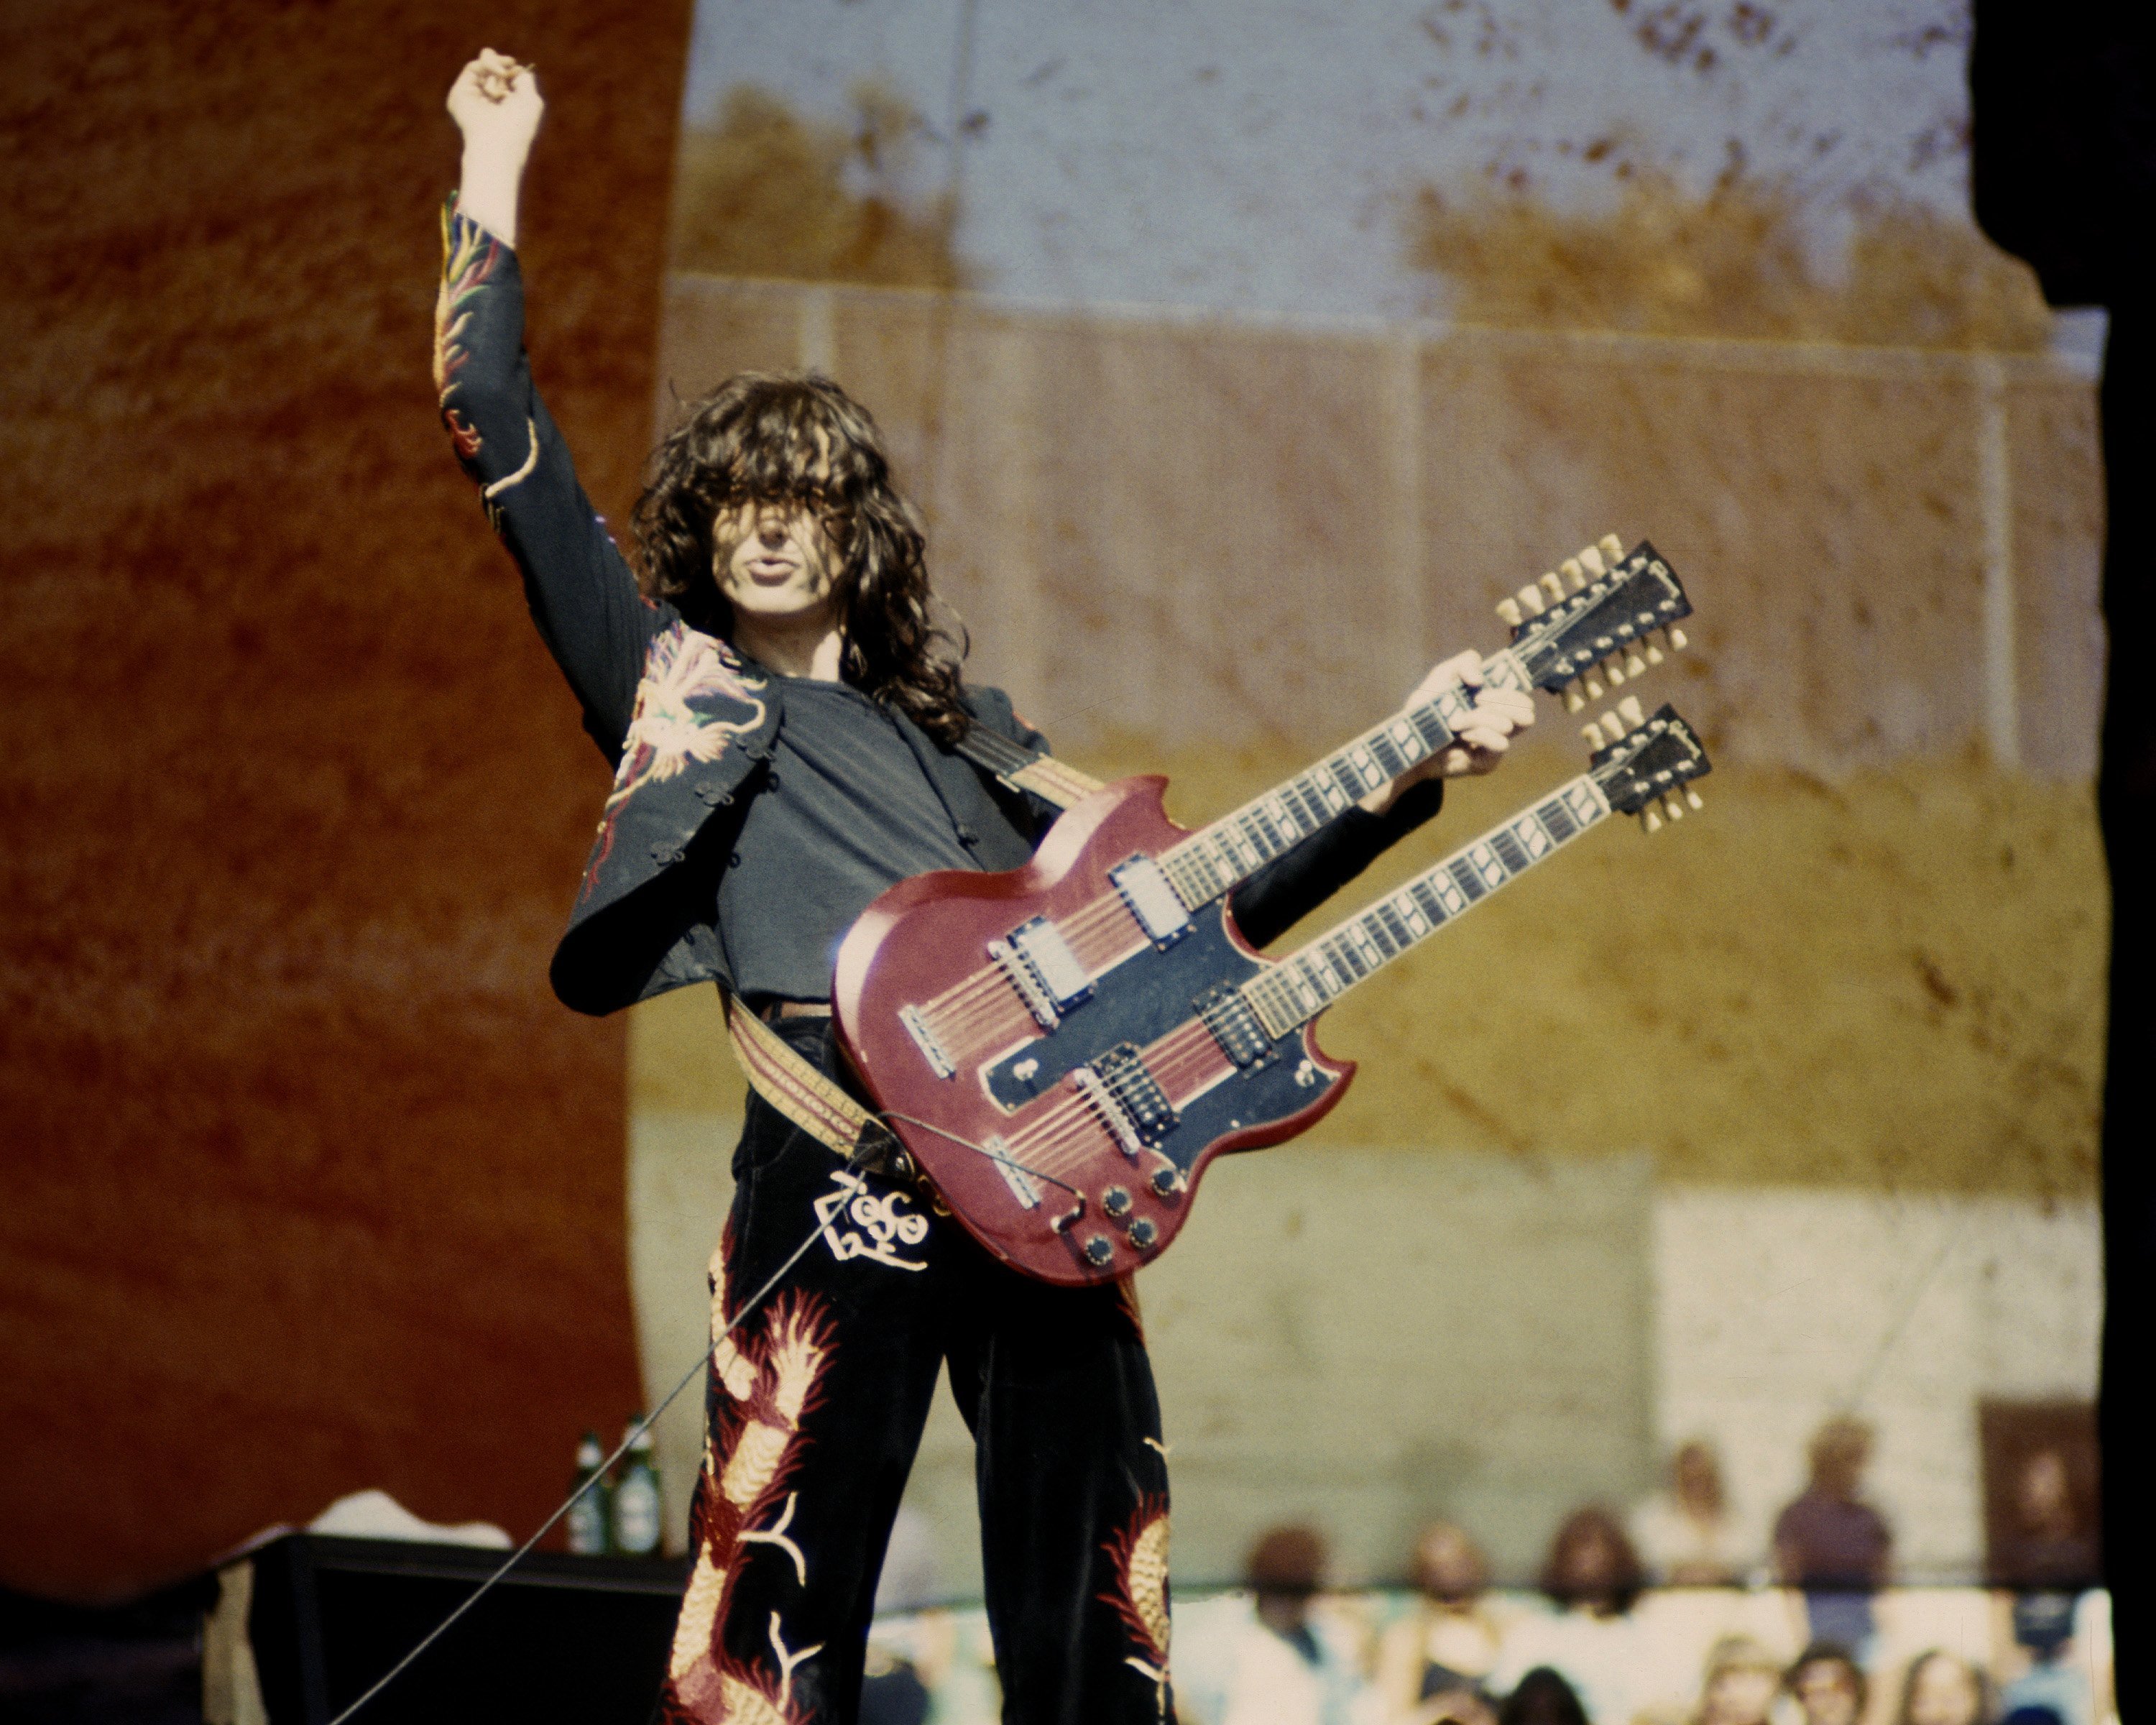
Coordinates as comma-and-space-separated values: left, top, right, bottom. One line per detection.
0, 2, 689, 1599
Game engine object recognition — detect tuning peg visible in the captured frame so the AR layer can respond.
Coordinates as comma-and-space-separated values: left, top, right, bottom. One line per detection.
1564, 687, 1587, 712
1643, 638, 1666, 665
1598, 708, 1621, 737
1496, 597, 1524, 627
1624, 648, 1649, 678
1577, 545, 1606, 580
1539, 572, 1567, 604
1603, 656, 1627, 686
1662, 791, 1686, 822
1617, 696, 1645, 729
1515, 584, 1547, 617
1561, 556, 1588, 592
1668, 625, 1689, 650
1598, 533, 1625, 565
1581, 719, 1608, 748
1641, 806, 1665, 833
1685, 787, 1704, 811
1583, 671, 1606, 699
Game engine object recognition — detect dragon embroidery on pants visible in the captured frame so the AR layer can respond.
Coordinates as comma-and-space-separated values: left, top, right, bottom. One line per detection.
663, 1233, 834, 1724
1101, 1494, 1174, 1719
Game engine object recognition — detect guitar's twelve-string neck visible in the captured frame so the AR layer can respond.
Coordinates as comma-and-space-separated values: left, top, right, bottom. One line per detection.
1158, 653, 1531, 908
1244, 771, 1608, 1036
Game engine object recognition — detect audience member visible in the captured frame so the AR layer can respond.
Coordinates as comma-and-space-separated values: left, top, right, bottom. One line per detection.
1992, 1447, 2101, 1590
1634, 1440, 1744, 1586
1787, 1644, 1868, 1725
1492, 1508, 1650, 1725
1376, 1522, 1505, 1725
1774, 1418, 1892, 1652
1174, 1524, 1375, 1725
1691, 1637, 1783, 1725
1897, 1651, 1991, 1725
1998, 1595, 2093, 1725
1498, 1668, 1591, 1725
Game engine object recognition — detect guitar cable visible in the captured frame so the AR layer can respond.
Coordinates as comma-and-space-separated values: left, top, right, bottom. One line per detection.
328, 1108, 1077, 1723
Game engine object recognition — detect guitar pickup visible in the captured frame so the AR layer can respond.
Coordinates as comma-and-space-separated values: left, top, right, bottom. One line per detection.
1111, 854, 1192, 946
1194, 982, 1274, 1068
1008, 916, 1093, 1011
1095, 1044, 1181, 1156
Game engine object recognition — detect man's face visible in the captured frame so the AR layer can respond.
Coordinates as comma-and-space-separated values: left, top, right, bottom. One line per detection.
1792, 1662, 1861, 1725
714, 493, 842, 631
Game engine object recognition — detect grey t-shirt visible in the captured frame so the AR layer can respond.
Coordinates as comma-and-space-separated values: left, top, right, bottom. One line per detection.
717, 678, 980, 1007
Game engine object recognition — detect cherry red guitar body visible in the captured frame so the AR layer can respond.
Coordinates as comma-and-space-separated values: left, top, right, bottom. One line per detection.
833, 777, 1353, 1286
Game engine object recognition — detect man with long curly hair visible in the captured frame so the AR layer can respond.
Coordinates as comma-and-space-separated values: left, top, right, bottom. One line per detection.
441, 47, 1532, 1725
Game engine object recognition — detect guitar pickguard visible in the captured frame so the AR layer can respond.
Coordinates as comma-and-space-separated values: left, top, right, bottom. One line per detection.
983, 913, 1265, 1108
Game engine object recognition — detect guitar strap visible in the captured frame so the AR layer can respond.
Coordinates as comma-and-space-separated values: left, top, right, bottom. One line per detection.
719, 725, 1105, 1163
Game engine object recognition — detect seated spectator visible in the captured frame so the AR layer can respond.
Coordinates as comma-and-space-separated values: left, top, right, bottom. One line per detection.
1897, 1651, 1991, 1725
1491, 1508, 1649, 1725
1774, 1417, 1892, 1652
1998, 1596, 2091, 1725
1499, 1668, 1590, 1725
1691, 1637, 1783, 1725
1787, 1644, 1867, 1725
1634, 1440, 1744, 1586
1172, 1524, 1375, 1725
1376, 1522, 1504, 1725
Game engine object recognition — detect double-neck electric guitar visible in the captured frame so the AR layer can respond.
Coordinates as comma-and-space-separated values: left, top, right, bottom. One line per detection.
834, 539, 1710, 1284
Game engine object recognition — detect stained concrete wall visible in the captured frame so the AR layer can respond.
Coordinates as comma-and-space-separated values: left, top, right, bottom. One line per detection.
0, 4, 689, 1599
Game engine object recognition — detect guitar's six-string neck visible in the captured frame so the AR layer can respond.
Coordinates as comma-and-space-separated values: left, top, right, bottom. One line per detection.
1245, 774, 1608, 1036
1157, 656, 1529, 908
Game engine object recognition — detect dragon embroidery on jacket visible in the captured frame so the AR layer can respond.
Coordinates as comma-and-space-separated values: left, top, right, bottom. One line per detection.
580, 624, 770, 898
433, 201, 499, 464
1101, 1496, 1174, 1717
664, 1236, 835, 1724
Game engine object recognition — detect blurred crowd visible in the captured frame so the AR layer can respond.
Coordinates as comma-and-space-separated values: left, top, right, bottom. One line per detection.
1169, 1418, 2109, 1725
859, 1417, 2109, 1725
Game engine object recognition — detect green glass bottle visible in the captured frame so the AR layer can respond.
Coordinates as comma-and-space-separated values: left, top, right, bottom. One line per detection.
609, 1420, 663, 1557
566, 1430, 609, 1557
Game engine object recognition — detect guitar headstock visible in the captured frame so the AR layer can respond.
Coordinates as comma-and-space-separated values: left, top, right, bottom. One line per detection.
1499, 536, 1694, 711
1583, 698, 1712, 832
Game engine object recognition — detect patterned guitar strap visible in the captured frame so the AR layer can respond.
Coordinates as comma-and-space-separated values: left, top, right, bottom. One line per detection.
722, 725, 1105, 1164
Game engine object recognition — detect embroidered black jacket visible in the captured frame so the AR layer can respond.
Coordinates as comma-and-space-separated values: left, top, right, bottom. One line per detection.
433, 201, 1441, 1016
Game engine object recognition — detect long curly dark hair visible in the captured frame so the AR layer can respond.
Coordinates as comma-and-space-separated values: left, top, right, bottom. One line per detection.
629, 372, 969, 740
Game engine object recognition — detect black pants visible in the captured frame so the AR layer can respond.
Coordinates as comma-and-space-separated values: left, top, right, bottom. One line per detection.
659, 1021, 1176, 1725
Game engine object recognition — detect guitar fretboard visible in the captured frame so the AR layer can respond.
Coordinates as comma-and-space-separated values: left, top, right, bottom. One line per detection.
1243, 773, 1608, 1036
1158, 653, 1531, 908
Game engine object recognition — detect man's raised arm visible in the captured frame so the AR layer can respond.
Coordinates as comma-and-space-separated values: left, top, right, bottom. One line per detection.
438, 50, 660, 762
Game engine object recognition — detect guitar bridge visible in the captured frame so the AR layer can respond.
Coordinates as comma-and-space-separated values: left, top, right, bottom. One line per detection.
987, 937, 1059, 1031
1074, 1042, 1178, 1155
900, 1005, 956, 1078
984, 1134, 1040, 1209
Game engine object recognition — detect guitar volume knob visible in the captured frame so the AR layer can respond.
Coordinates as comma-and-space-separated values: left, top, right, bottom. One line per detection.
1102, 1187, 1133, 1217
1082, 1236, 1115, 1268
1128, 1218, 1159, 1251
1149, 1166, 1182, 1198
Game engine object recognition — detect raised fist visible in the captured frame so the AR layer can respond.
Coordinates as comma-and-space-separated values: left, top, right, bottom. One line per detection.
447, 47, 543, 162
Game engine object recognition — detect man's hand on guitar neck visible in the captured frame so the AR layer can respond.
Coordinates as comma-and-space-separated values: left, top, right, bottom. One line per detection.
1358, 649, 1536, 816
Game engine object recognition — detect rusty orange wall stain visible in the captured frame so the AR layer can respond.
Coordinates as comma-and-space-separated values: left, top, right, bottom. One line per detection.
671, 83, 967, 288
0, 1, 689, 1600
1411, 177, 2051, 351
